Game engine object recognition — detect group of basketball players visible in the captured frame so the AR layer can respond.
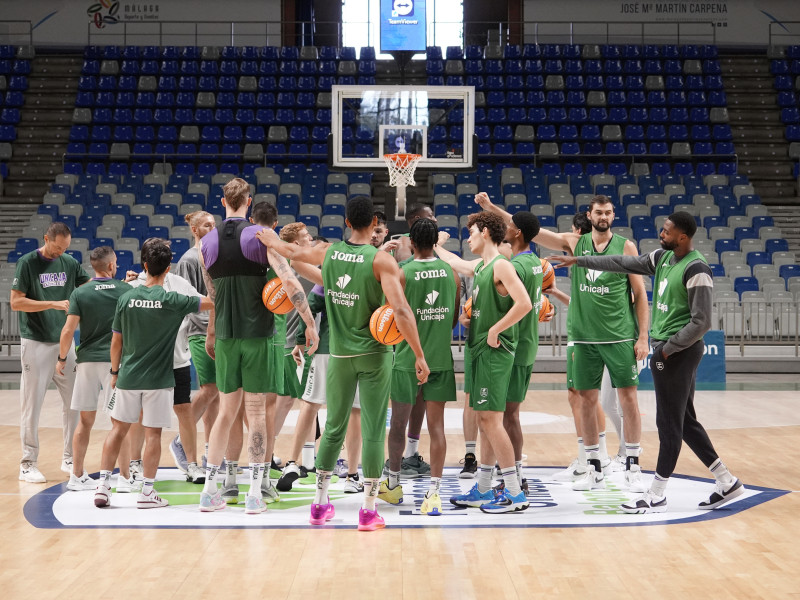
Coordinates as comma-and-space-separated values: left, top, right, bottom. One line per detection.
11, 177, 744, 528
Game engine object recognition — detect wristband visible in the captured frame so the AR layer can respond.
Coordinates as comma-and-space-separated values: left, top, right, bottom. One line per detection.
110, 368, 119, 375
57, 356, 67, 363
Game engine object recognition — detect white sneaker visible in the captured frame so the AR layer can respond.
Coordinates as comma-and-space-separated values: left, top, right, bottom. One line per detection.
60, 459, 73, 475
67, 472, 96, 491
624, 464, 648, 493
137, 488, 169, 509
94, 484, 111, 507
129, 459, 143, 478
572, 467, 605, 491
600, 456, 614, 475
621, 490, 667, 514
698, 478, 745, 510
610, 453, 627, 472
343, 476, 364, 494
552, 459, 585, 482
115, 473, 135, 493
261, 479, 280, 503
19, 463, 46, 483
186, 463, 206, 484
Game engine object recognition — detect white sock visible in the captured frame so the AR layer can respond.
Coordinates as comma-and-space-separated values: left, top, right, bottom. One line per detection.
301, 443, 315, 469
650, 473, 669, 498
142, 477, 155, 495
313, 470, 332, 505
478, 464, 493, 494
362, 478, 379, 510
404, 436, 420, 459
577, 437, 587, 466
99, 470, 112, 487
387, 470, 400, 489
465, 441, 477, 456
203, 464, 221, 495
248, 463, 264, 498
709, 459, 734, 485
225, 461, 237, 485
515, 460, 523, 487
598, 431, 609, 461
501, 466, 521, 496
427, 477, 441, 497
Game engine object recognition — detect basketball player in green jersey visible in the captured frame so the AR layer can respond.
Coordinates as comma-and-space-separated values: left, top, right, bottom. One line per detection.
379, 218, 460, 516
435, 211, 533, 513
549, 212, 744, 513
256, 195, 430, 531
526, 195, 649, 492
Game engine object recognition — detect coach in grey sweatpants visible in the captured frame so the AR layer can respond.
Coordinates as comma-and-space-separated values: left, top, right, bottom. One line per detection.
10, 223, 90, 482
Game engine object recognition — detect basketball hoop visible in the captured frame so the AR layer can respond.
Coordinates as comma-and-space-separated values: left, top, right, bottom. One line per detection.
383, 153, 421, 221
382, 153, 421, 188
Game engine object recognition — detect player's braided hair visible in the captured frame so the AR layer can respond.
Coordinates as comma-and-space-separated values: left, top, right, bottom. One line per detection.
409, 217, 438, 251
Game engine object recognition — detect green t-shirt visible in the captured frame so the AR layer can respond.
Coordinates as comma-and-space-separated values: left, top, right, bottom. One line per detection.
511, 251, 544, 366
394, 257, 457, 372
11, 250, 90, 343
111, 285, 200, 390
568, 233, 636, 343
68, 278, 132, 363
651, 249, 706, 341
322, 240, 388, 357
468, 255, 517, 358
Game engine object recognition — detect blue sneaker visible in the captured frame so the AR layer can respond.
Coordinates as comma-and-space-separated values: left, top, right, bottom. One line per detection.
450, 483, 494, 508
169, 435, 188, 474
479, 490, 530, 514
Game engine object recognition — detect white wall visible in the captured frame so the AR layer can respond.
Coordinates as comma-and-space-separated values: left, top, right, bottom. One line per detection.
0, 0, 283, 47
522, 0, 800, 47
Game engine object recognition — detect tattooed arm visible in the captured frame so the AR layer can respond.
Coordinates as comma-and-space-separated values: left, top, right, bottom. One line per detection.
266, 248, 320, 355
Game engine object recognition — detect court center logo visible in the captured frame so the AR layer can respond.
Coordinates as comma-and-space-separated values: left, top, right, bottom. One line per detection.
336, 274, 351, 289
87, 0, 120, 28
425, 290, 439, 306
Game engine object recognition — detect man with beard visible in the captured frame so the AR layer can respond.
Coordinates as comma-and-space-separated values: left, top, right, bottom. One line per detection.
531, 195, 649, 493
548, 212, 744, 513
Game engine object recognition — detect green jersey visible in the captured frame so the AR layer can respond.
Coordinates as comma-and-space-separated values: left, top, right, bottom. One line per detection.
11, 250, 90, 343
511, 251, 544, 366
322, 241, 387, 357
111, 285, 201, 390
395, 257, 457, 372
68, 278, 131, 363
568, 233, 636, 343
468, 255, 517, 358
651, 249, 706, 341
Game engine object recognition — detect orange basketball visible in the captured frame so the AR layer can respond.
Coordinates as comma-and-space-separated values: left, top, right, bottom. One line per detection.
538, 296, 554, 322
463, 297, 472, 319
262, 277, 293, 314
369, 305, 404, 345
541, 258, 555, 291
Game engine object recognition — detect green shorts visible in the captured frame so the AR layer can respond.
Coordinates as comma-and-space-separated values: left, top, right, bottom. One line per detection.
507, 363, 534, 404
283, 352, 303, 399
391, 369, 457, 405
268, 338, 286, 396
566, 342, 576, 389
571, 340, 639, 390
468, 347, 514, 412
215, 337, 278, 394
189, 335, 215, 386
463, 344, 472, 396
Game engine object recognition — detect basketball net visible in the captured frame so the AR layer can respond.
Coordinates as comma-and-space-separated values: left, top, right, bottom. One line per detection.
382, 153, 421, 220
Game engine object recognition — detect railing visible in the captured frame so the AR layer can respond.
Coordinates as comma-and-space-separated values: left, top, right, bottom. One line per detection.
768, 22, 800, 50
0, 20, 33, 47
84, 19, 717, 51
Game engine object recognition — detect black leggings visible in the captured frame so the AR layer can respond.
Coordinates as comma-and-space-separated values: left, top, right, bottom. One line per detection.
651, 338, 720, 478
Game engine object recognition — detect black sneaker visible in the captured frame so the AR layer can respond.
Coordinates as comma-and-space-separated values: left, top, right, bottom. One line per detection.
276, 462, 302, 492
698, 478, 744, 510
459, 452, 478, 479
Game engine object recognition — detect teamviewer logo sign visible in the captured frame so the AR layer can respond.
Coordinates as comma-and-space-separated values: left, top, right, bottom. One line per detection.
392, 0, 414, 17
336, 274, 351, 289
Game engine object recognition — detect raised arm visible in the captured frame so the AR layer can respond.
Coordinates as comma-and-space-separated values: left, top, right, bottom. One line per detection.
373, 252, 429, 383
434, 231, 481, 277
256, 227, 329, 265
292, 260, 323, 286
266, 248, 319, 355
624, 240, 651, 360
547, 250, 660, 276
475, 192, 512, 224
486, 259, 532, 347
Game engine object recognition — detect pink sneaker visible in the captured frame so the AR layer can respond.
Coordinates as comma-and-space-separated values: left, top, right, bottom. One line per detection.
357, 508, 385, 531
309, 499, 335, 525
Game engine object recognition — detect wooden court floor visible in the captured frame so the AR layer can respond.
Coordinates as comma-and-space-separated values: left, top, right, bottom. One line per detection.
0, 373, 798, 600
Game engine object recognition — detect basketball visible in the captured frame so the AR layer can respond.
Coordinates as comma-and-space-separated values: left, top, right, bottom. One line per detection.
539, 296, 554, 322
369, 304, 404, 345
463, 297, 472, 319
262, 277, 293, 314
541, 259, 555, 291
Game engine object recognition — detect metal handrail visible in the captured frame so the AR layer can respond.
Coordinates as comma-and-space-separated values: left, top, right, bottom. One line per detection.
0, 21, 33, 47
768, 22, 800, 49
